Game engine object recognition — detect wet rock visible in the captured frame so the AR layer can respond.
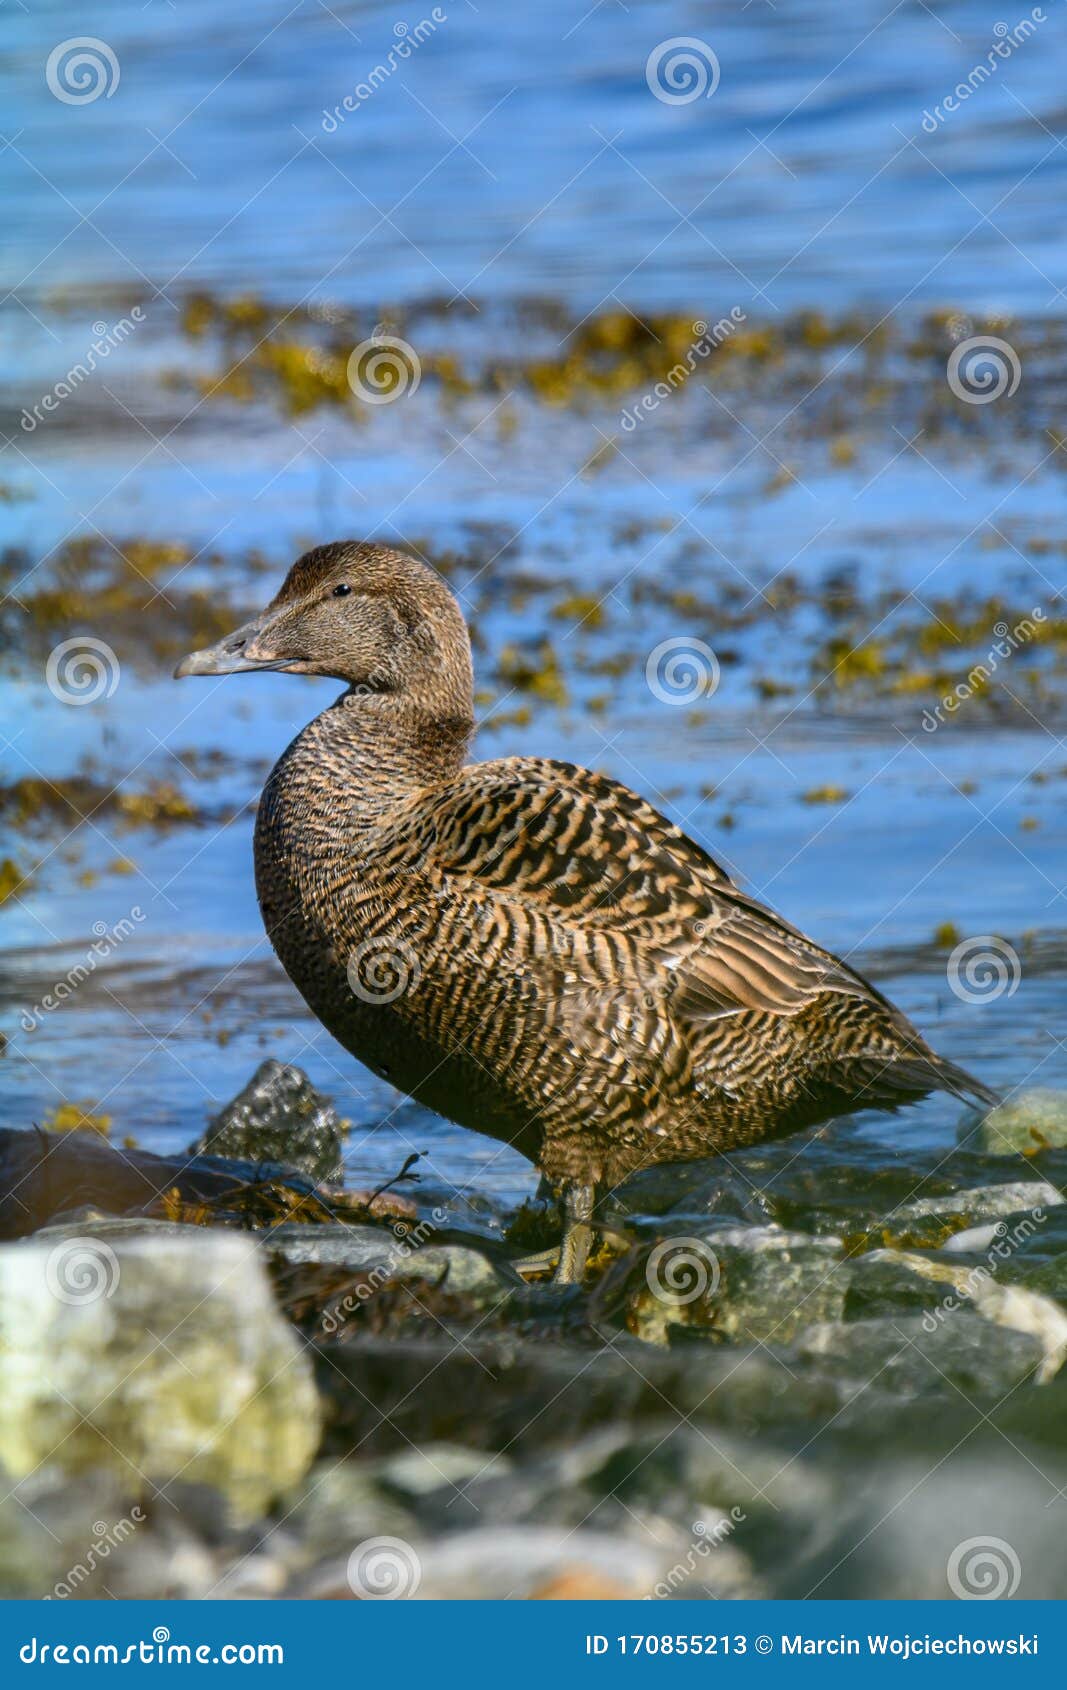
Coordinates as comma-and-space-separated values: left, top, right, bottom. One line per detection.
943, 1218, 1023, 1253
0, 1124, 327, 1238
263, 1221, 415, 1271
445, 1422, 826, 1595
413, 1525, 682, 1599
207, 1554, 289, 1599
392, 1244, 513, 1304
890, 1178, 1063, 1225
844, 1248, 1067, 1381
278, 1462, 417, 1571
32, 1215, 211, 1247
0, 1233, 320, 1517
624, 1225, 846, 1346
431, 1188, 513, 1242
190, 1059, 347, 1184
789, 1312, 1045, 1402
298, 1525, 684, 1600
265, 1222, 514, 1317
786, 1457, 1067, 1599
377, 1444, 505, 1501
0, 1471, 145, 1599
315, 1331, 805, 1460
960, 1087, 1067, 1155
612, 1159, 772, 1227
986, 1203, 1067, 1300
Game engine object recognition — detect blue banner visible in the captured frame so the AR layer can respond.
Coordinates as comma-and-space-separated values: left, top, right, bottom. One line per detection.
2, 1601, 1062, 1686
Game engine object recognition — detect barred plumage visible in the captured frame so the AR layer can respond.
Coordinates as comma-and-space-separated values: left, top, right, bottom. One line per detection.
176, 541, 997, 1279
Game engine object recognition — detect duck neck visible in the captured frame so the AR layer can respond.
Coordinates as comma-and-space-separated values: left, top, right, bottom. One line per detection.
268, 689, 473, 831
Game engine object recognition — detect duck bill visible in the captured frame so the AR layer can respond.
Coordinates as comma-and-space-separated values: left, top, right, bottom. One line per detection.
174, 611, 294, 679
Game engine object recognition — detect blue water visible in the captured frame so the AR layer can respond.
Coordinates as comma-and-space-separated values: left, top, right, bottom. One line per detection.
5, 0, 1067, 313
2, 0, 1066, 1214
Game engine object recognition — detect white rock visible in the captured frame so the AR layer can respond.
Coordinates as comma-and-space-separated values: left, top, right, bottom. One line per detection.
0, 1233, 320, 1518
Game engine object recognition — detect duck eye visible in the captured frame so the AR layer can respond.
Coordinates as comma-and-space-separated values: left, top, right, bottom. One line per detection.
332, 583, 352, 598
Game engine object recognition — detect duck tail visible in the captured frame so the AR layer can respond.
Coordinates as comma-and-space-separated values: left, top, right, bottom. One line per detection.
851, 1041, 1001, 1115
929, 1053, 1001, 1111
877, 1046, 1001, 1112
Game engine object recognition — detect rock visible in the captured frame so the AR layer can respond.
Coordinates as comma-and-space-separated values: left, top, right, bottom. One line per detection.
278, 1462, 416, 1572
890, 1179, 1063, 1224
189, 1059, 347, 1184
942, 1219, 1017, 1253
207, 1554, 289, 1599
264, 1222, 415, 1271
392, 1244, 512, 1305
0, 1124, 329, 1239
377, 1444, 505, 1501
0, 1471, 144, 1599
529, 1567, 643, 1599
785, 1457, 1067, 1599
612, 1159, 772, 1227
844, 1248, 1067, 1381
403, 1525, 682, 1599
431, 1189, 513, 1242
0, 1233, 320, 1517
960, 1087, 1067, 1155
790, 1312, 1045, 1402
33, 1216, 212, 1247
459, 1423, 828, 1592
265, 1222, 514, 1324
313, 1330, 825, 1461
625, 1225, 846, 1346
984, 1204, 1067, 1300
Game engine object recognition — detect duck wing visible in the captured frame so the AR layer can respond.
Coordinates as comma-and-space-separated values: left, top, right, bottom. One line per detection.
407, 757, 883, 1021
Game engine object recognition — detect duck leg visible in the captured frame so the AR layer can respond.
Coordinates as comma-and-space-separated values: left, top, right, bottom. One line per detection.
552, 1181, 595, 1284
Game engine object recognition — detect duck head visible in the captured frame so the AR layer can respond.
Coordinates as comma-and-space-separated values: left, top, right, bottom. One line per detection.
175, 540, 474, 716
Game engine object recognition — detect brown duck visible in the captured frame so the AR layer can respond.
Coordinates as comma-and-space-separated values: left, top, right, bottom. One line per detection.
177, 541, 995, 1279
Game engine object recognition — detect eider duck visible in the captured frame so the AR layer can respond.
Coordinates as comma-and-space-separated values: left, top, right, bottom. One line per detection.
177, 541, 997, 1281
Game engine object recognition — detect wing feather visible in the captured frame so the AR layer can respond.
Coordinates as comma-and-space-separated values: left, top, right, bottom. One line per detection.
390, 757, 885, 1025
